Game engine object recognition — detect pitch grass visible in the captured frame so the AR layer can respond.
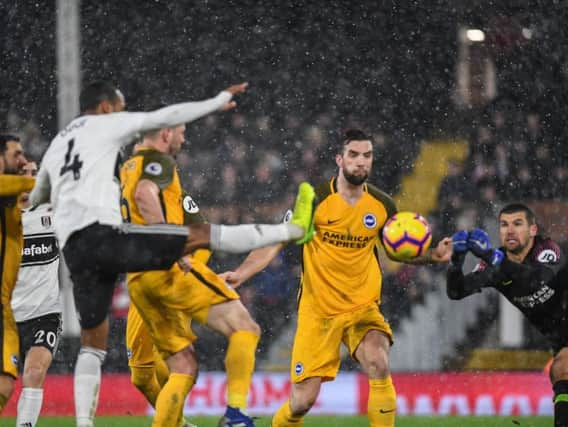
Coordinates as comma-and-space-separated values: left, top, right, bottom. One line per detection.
0, 416, 553, 427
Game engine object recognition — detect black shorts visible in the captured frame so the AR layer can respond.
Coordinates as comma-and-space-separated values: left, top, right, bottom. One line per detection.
63, 222, 188, 329
17, 312, 62, 360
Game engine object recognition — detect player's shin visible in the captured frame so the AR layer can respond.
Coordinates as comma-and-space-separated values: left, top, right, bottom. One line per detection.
152, 373, 194, 427
271, 400, 304, 427
225, 330, 260, 410
553, 380, 568, 427
16, 387, 43, 427
130, 366, 161, 407
209, 224, 302, 253
74, 347, 107, 427
154, 356, 170, 387
368, 376, 396, 427
0, 376, 14, 413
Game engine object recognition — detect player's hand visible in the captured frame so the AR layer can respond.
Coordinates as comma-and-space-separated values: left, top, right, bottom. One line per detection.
467, 228, 491, 257
177, 256, 192, 273
225, 82, 248, 95
452, 230, 469, 253
220, 82, 248, 112
450, 230, 469, 267
430, 237, 452, 263
218, 270, 245, 288
467, 228, 504, 266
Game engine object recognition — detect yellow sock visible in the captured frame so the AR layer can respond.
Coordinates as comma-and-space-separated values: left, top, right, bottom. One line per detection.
225, 330, 259, 410
0, 392, 8, 413
152, 373, 195, 427
368, 376, 396, 427
131, 366, 161, 407
271, 399, 303, 427
154, 355, 170, 388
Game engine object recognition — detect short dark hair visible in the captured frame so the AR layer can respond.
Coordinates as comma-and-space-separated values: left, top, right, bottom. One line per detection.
336, 129, 372, 154
499, 203, 536, 225
80, 80, 121, 112
0, 133, 20, 154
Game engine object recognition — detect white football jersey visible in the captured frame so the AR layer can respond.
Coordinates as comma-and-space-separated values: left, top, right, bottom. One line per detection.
12, 204, 62, 322
30, 91, 231, 246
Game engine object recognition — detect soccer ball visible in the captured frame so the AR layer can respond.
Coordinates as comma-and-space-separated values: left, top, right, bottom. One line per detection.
382, 211, 432, 260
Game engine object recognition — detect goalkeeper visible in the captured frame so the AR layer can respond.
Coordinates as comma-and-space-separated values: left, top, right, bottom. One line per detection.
447, 203, 568, 427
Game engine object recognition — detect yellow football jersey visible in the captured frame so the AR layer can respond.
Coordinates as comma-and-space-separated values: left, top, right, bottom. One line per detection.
0, 174, 35, 378
120, 147, 210, 274
120, 147, 183, 226
299, 177, 397, 316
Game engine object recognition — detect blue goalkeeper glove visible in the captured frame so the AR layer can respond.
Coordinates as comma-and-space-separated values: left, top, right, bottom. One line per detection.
450, 230, 469, 267
467, 228, 504, 266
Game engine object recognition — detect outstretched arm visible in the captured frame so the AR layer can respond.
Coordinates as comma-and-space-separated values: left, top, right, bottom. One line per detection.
0, 174, 35, 197
446, 263, 494, 299
219, 243, 284, 288
115, 83, 248, 145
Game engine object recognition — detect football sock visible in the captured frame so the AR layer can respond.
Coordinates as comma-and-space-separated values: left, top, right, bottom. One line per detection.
225, 331, 260, 410
152, 373, 194, 427
131, 366, 161, 407
271, 399, 304, 427
368, 376, 396, 427
154, 356, 170, 388
210, 224, 303, 253
151, 357, 187, 427
74, 346, 106, 427
16, 387, 43, 427
553, 380, 568, 427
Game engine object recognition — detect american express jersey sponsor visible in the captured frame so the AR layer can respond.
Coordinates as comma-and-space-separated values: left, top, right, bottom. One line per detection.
321, 230, 373, 248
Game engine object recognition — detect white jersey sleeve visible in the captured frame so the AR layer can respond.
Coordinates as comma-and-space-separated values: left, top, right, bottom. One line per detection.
30, 90, 232, 247
12, 204, 62, 322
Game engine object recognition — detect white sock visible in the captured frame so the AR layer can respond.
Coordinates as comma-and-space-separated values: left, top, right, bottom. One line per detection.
16, 387, 43, 427
74, 346, 106, 427
209, 223, 303, 253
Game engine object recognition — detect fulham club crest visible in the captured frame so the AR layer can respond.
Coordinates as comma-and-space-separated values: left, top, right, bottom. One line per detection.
41, 216, 52, 228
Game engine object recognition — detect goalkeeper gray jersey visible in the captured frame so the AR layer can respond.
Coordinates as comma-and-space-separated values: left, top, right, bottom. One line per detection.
30, 91, 231, 247
12, 204, 61, 322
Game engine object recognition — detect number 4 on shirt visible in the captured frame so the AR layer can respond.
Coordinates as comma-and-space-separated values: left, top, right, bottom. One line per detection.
59, 138, 83, 180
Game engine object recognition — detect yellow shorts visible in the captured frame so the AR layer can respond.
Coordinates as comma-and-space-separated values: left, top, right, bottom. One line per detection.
0, 303, 19, 379
290, 303, 393, 383
126, 304, 161, 368
127, 259, 239, 361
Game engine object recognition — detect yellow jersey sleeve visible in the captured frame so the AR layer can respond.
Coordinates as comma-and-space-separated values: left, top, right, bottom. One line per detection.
0, 175, 35, 197
120, 149, 184, 225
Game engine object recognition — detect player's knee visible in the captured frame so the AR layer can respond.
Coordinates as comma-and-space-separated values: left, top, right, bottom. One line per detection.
364, 351, 390, 378
0, 375, 15, 406
185, 223, 211, 252
244, 318, 261, 336
23, 365, 48, 388
290, 392, 317, 416
229, 304, 261, 335
551, 354, 568, 382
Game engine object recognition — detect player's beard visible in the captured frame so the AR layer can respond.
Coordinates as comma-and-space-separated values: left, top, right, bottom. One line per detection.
343, 169, 369, 186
